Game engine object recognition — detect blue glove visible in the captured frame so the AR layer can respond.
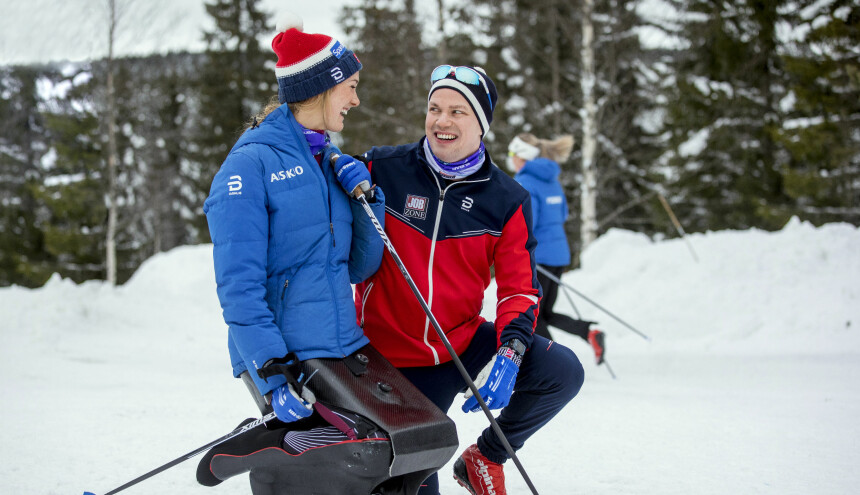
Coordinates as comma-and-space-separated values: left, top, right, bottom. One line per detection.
334, 155, 371, 198
271, 383, 315, 422
462, 344, 522, 413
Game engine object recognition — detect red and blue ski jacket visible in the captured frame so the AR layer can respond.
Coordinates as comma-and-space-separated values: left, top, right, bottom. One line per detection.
355, 139, 541, 367
204, 104, 385, 395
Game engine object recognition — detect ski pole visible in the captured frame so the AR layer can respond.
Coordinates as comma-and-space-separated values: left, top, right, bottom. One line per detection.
536, 265, 651, 342
558, 275, 583, 319
335, 155, 541, 495
84, 412, 277, 495
658, 193, 699, 263
602, 358, 617, 379
559, 278, 617, 379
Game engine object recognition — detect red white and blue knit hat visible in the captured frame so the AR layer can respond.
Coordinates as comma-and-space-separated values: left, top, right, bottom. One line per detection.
272, 12, 362, 104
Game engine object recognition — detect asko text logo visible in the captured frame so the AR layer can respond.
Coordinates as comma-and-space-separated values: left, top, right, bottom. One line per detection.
271, 167, 304, 182
404, 194, 429, 220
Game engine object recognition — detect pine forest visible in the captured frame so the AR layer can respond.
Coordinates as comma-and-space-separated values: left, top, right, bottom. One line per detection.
0, 0, 857, 287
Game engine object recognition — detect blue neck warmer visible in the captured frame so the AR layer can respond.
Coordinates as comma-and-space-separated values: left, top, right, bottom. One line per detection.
300, 125, 330, 156
422, 139, 486, 180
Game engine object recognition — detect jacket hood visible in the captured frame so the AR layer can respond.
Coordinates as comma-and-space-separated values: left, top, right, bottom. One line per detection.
230, 104, 306, 154
518, 157, 560, 182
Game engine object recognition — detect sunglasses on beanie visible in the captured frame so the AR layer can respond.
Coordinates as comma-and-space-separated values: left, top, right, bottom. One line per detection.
430, 65, 494, 111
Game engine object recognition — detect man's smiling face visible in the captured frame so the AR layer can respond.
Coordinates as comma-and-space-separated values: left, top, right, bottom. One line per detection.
425, 88, 483, 163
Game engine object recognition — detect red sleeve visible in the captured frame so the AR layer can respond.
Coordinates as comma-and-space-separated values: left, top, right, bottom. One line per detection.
493, 203, 541, 347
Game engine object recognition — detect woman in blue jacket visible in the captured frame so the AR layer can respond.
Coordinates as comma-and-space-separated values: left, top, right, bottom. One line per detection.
508, 132, 606, 365
203, 14, 385, 424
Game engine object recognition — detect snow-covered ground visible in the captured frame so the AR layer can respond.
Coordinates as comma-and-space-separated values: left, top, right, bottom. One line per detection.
1, 218, 858, 494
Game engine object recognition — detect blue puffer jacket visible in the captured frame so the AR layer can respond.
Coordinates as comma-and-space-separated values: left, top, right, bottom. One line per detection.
203, 104, 385, 396
514, 158, 571, 267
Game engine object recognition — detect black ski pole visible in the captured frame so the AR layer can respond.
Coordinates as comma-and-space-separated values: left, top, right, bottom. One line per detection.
335, 155, 541, 495
603, 358, 617, 379
557, 274, 583, 319
536, 264, 651, 342
83, 412, 277, 495
548, 270, 616, 378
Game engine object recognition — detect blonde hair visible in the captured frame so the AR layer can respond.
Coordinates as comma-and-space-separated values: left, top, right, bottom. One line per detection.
245, 91, 330, 130
517, 132, 574, 163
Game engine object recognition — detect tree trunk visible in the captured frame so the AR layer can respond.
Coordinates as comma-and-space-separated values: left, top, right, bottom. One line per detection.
105, 0, 119, 285
435, 0, 447, 61
579, 0, 598, 249
548, 3, 561, 135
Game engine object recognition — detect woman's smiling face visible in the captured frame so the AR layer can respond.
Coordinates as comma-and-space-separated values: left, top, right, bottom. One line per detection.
322, 72, 361, 132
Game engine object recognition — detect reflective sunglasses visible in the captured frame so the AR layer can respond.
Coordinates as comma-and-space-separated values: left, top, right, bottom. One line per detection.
430, 65, 493, 111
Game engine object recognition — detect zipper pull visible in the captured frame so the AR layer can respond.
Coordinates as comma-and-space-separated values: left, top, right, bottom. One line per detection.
281, 279, 289, 299
330, 222, 336, 246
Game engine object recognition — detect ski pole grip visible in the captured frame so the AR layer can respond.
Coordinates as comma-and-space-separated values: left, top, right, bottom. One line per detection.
355, 180, 371, 197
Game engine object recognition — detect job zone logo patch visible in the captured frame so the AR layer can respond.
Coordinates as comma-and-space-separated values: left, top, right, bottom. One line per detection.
404, 194, 429, 220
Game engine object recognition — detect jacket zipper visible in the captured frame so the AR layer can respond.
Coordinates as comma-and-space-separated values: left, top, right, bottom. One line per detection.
321, 150, 341, 351
421, 172, 492, 365
360, 282, 374, 328
423, 182, 449, 365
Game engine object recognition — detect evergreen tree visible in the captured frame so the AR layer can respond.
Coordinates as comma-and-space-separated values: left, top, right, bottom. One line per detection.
441, 0, 512, 154
94, 55, 191, 283
465, 0, 570, 161
340, 0, 429, 152
37, 65, 109, 283
116, 53, 203, 264
776, 0, 860, 225
96, 58, 145, 283
190, 0, 275, 242
586, 0, 663, 239
0, 66, 52, 287
470, 0, 659, 260
662, 0, 793, 232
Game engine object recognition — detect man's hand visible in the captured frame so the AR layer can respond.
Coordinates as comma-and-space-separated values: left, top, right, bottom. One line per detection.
462, 341, 523, 412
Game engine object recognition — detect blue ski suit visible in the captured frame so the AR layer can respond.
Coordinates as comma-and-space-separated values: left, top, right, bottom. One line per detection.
513, 157, 571, 267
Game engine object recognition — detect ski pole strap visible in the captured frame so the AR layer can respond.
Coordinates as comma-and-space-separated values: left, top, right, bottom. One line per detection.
257, 353, 304, 392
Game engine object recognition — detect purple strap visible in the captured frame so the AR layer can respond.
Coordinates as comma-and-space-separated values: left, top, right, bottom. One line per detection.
312, 402, 358, 440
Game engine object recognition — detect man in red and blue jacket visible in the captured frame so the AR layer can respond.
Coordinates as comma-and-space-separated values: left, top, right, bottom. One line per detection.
354, 65, 584, 495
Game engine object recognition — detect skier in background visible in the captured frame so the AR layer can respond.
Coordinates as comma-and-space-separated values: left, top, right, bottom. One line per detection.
507, 132, 607, 365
